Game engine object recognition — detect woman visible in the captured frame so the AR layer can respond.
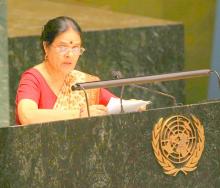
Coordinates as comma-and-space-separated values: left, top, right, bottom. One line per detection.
16, 16, 115, 125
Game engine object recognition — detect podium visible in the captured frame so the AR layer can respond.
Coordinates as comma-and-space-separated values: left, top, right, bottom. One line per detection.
0, 100, 220, 187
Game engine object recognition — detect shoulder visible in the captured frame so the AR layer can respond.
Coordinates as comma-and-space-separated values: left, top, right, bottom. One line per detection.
21, 67, 41, 79
17, 68, 46, 92
16, 68, 42, 105
20, 67, 44, 83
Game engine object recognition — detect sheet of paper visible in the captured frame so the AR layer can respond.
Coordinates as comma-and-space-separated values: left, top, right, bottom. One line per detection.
107, 97, 152, 114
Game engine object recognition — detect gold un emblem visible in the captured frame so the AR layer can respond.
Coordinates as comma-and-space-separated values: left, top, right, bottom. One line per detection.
152, 115, 205, 176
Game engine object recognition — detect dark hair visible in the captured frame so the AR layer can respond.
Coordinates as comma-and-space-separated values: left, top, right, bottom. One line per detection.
40, 16, 82, 54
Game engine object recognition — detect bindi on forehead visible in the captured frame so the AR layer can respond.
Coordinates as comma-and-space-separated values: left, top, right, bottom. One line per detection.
60, 40, 81, 45
69, 41, 81, 44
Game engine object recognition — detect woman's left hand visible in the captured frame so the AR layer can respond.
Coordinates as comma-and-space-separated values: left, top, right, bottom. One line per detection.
80, 105, 108, 117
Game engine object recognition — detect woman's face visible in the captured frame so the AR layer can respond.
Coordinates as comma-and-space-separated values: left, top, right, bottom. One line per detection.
44, 28, 83, 76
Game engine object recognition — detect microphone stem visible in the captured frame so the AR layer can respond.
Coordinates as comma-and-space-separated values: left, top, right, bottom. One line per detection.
210, 70, 220, 87
120, 85, 125, 113
80, 86, 90, 117
131, 84, 177, 106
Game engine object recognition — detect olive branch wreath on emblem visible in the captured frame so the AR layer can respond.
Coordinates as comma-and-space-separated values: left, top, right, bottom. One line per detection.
152, 115, 205, 176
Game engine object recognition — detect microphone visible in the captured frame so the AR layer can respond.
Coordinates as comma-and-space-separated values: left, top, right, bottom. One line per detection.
111, 70, 123, 80
112, 70, 125, 113
72, 69, 211, 90
210, 70, 220, 88
111, 70, 178, 106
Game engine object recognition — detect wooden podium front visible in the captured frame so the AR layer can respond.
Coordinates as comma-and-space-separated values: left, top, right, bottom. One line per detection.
0, 100, 219, 187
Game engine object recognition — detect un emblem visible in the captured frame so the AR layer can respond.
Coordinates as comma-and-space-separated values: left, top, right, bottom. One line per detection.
152, 115, 205, 176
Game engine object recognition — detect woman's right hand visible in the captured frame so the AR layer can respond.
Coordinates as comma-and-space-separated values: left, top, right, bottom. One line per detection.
80, 105, 108, 118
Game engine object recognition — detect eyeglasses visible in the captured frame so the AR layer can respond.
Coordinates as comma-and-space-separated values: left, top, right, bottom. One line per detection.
52, 45, 86, 56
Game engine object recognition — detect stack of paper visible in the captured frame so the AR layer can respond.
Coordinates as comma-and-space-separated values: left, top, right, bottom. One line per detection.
107, 97, 152, 114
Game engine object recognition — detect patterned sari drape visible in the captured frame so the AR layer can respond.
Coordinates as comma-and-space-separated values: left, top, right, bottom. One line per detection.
53, 70, 100, 116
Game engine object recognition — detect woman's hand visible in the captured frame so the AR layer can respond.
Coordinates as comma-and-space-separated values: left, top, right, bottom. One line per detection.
80, 105, 108, 118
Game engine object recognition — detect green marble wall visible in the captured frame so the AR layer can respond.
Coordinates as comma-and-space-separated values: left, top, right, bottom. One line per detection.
0, 0, 9, 126
0, 100, 220, 187
9, 24, 184, 124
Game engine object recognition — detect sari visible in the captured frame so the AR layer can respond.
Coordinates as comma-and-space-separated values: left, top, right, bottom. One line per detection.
53, 70, 100, 116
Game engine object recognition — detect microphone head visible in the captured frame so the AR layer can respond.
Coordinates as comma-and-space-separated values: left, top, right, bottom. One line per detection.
112, 70, 123, 79
71, 84, 80, 91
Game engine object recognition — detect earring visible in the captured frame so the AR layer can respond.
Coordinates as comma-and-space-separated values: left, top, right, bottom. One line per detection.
44, 54, 48, 61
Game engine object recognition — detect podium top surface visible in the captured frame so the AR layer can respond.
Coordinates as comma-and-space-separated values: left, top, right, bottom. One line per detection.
5, 99, 220, 128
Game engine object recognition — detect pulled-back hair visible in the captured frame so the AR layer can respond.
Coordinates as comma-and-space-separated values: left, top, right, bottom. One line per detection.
40, 16, 82, 54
